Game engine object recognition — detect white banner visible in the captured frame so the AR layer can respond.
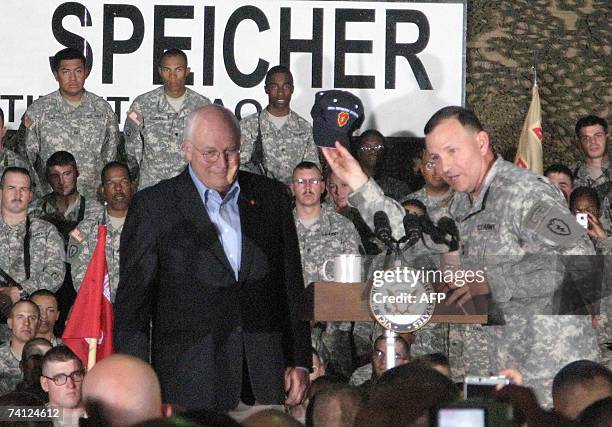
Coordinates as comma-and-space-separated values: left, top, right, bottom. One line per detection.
0, 0, 465, 136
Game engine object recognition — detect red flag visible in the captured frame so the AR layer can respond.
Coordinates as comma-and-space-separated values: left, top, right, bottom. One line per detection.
62, 224, 114, 368
514, 84, 544, 174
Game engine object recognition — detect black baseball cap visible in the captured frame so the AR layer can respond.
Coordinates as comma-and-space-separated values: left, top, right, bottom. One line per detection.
310, 90, 364, 149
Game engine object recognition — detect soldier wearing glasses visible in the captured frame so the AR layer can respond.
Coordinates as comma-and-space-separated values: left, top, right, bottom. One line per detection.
40, 346, 86, 422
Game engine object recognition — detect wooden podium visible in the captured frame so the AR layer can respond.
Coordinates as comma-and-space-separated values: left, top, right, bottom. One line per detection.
302, 282, 488, 324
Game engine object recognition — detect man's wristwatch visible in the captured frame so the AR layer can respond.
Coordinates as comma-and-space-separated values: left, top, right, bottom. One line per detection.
15, 284, 28, 300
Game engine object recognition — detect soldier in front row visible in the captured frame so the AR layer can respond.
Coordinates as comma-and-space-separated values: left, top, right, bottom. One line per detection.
68, 162, 135, 302
323, 105, 599, 407
124, 48, 211, 190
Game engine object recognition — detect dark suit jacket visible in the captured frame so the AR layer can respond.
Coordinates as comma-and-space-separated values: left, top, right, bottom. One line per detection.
114, 169, 310, 411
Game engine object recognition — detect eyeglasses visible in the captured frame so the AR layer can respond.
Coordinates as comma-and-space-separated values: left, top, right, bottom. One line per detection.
358, 144, 384, 153
190, 143, 241, 163
372, 350, 408, 361
42, 369, 85, 386
293, 178, 323, 186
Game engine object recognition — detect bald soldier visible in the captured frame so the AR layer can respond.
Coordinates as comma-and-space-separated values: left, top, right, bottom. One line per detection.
323, 106, 599, 405
82, 354, 163, 426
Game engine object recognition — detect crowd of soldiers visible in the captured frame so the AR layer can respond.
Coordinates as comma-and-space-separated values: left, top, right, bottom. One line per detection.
0, 45, 610, 423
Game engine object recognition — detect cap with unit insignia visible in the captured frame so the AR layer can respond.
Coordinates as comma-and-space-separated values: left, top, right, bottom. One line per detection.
310, 90, 364, 149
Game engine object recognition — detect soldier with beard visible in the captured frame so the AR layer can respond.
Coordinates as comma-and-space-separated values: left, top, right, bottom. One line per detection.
68, 162, 134, 302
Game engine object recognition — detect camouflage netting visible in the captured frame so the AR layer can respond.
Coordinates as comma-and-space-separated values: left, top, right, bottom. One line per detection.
466, 0, 611, 167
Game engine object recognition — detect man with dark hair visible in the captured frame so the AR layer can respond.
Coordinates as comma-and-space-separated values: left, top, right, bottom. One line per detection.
0, 107, 28, 179
0, 300, 40, 395
115, 105, 311, 415
40, 345, 86, 422
30, 290, 63, 346
15, 337, 52, 400
291, 161, 360, 380
0, 168, 65, 320
349, 334, 411, 389
18, 47, 119, 199
323, 105, 600, 406
124, 48, 211, 190
307, 385, 363, 427
240, 65, 320, 185
355, 129, 411, 201
68, 162, 134, 302
545, 163, 575, 201
552, 360, 612, 420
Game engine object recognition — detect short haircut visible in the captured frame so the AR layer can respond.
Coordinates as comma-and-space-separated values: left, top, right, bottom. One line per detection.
424, 106, 485, 135
552, 360, 612, 397
578, 396, 612, 427
293, 161, 322, 177
46, 151, 77, 173
575, 115, 608, 137
265, 65, 293, 85
308, 385, 363, 427
101, 161, 131, 183
415, 352, 450, 369
544, 164, 573, 181
373, 334, 410, 355
22, 338, 53, 362
159, 48, 188, 67
1, 167, 31, 188
10, 300, 40, 318
358, 129, 385, 147
401, 198, 427, 213
30, 289, 59, 305
569, 186, 601, 211
41, 345, 83, 374
52, 47, 86, 72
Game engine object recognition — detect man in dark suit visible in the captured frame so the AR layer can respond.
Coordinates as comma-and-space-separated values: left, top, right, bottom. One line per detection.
114, 105, 311, 413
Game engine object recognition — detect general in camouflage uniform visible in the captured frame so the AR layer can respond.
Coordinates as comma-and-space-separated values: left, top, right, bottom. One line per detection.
240, 66, 320, 186
335, 108, 600, 406
124, 49, 211, 190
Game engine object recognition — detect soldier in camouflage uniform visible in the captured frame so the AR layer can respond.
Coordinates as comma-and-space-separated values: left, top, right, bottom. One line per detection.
68, 162, 135, 302
124, 49, 211, 190
0, 168, 65, 311
323, 106, 600, 407
1, 108, 29, 179
570, 116, 612, 230
18, 48, 119, 200
240, 66, 320, 186
68, 162, 134, 303
291, 162, 360, 379
0, 300, 40, 395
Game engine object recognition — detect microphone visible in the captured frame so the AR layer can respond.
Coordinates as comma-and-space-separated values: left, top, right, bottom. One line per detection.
419, 216, 446, 244
374, 211, 395, 247
402, 213, 422, 248
437, 217, 459, 251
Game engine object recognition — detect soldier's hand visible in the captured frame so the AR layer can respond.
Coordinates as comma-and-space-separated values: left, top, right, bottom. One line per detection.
0, 286, 21, 304
445, 275, 490, 307
321, 141, 368, 191
586, 212, 607, 238
284, 367, 310, 406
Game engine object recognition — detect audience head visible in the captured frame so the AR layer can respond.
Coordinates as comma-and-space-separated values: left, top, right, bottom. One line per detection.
401, 198, 427, 216
7, 300, 40, 346
544, 164, 574, 201
569, 186, 601, 219
327, 172, 351, 211
577, 396, 612, 427
575, 115, 608, 161
51, 47, 88, 100
371, 335, 411, 378
158, 48, 190, 97
40, 346, 84, 411
417, 147, 449, 193
356, 129, 386, 172
424, 106, 492, 196
552, 359, 612, 420
182, 105, 241, 196
307, 385, 362, 427
415, 353, 451, 377
30, 290, 60, 339
1, 167, 33, 218
291, 162, 325, 209
100, 161, 134, 217
264, 65, 294, 116
20, 337, 52, 381
244, 409, 302, 427
82, 354, 163, 426
355, 362, 459, 427
45, 151, 79, 197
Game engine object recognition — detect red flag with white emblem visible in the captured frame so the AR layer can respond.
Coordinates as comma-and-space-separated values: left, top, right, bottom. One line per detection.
62, 224, 114, 369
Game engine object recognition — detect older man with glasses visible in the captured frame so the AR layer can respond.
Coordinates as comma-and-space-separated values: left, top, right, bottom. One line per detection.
40, 345, 86, 424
